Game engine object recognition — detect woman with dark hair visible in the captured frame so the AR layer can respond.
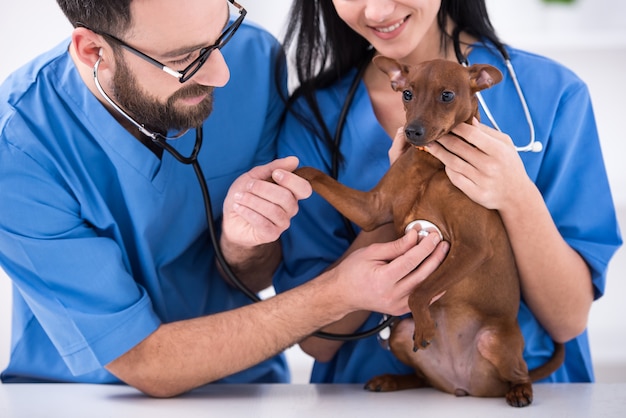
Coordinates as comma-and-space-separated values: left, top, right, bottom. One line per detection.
274, 0, 621, 385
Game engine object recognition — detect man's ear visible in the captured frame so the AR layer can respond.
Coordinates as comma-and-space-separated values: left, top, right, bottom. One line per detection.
71, 27, 109, 69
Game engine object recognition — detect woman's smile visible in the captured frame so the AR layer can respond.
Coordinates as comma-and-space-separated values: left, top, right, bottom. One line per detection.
369, 15, 410, 39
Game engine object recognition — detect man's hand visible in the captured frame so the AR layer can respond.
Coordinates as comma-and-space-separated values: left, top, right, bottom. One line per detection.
331, 229, 449, 317
219, 157, 312, 291
221, 156, 312, 249
106, 227, 448, 398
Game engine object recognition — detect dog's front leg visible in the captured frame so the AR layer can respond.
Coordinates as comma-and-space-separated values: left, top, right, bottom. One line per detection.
295, 167, 394, 230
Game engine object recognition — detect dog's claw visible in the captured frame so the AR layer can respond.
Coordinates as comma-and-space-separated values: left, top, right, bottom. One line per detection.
413, 345, 418, 352
363, 382, 383, 392
506, 383, 533, 407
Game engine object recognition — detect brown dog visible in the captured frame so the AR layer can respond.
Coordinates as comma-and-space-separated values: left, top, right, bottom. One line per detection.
295, 57, 564, 407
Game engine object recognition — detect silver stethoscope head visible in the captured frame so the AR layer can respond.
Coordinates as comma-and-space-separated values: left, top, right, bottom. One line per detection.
404, 220, 444, 241
462, 59, 543, 154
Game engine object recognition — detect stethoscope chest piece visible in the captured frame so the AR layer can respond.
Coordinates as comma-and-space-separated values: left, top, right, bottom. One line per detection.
404, 219, 444, 242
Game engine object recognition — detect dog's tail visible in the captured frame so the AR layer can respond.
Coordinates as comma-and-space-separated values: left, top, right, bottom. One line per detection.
529, 342, 565, 382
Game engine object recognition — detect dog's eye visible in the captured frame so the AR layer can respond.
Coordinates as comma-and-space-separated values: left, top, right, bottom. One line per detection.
402, 90, 413, 102
441, 91, 455, 103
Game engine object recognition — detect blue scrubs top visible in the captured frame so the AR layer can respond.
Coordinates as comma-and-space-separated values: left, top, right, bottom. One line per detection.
0, 21, 289, 383
275, 42, 622, 383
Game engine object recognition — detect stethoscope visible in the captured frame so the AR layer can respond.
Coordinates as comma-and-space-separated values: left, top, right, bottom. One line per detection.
452, 31, 542, 153
92, 54, 381, 341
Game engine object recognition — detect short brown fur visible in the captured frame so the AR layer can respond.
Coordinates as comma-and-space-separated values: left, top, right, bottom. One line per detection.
295, 57, 564, 407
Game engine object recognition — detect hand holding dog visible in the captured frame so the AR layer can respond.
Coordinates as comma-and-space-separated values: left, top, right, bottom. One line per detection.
388, 126, 410, 165
427, 119, 532, 212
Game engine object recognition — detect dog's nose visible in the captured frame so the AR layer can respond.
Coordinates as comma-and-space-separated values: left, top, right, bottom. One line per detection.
405, 124, 425, 143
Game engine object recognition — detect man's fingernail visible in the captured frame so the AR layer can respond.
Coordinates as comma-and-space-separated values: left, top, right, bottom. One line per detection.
272, 170, 284, 182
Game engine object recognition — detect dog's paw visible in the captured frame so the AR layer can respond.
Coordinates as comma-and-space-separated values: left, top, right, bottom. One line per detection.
412, 321, 436, 351
505, 383, 533, 407
365, 373, 425, 392
364, 375, 401, 392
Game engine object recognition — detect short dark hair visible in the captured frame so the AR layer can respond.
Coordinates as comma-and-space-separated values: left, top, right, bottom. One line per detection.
56, 0, 133, 36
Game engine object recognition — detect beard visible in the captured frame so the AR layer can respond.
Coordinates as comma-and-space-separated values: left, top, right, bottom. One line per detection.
111, 56, 215, 134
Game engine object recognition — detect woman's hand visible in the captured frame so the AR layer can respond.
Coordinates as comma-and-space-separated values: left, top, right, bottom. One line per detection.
388, 127, 410, 165
426, 119, 531, 211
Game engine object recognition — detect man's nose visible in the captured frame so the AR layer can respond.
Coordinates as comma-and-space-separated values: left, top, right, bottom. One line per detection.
192, 48, 230, 87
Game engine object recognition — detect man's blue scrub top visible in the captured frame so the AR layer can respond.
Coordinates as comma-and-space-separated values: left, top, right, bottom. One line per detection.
0, 21, 289, 383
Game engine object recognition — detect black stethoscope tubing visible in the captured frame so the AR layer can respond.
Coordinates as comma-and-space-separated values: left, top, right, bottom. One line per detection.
93, 52, 387, 341
155, 128, 387, 341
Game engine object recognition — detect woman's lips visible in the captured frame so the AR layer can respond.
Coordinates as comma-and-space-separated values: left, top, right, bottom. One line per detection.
370, 16, 409, 39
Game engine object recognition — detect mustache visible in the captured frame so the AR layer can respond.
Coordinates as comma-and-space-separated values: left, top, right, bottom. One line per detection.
169, 85, 214, 102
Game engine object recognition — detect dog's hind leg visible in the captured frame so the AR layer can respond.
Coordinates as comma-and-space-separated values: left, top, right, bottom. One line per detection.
476, 327, 533, 407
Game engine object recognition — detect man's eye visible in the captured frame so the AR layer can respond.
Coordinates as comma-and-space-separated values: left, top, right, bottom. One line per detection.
170, 54, 195, 67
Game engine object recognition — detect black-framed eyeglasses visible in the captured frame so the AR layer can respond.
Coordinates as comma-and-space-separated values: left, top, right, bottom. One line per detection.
77, 0, 246, 83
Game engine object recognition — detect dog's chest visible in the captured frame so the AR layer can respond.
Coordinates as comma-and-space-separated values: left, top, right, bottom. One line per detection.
391, 152, 456, 235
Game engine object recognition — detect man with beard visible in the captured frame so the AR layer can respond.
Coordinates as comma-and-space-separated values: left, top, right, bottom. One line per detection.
0, 0, 449, 397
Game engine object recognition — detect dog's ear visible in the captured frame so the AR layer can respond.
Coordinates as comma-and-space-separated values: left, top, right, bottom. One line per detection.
373, 56, 411, 91
467, 64, 503, 93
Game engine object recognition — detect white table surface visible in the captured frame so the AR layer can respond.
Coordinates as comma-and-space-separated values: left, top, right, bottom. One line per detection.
1, 382, 624, 417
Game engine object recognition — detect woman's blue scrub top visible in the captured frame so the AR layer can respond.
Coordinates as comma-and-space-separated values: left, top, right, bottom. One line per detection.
275, 42, 622, 384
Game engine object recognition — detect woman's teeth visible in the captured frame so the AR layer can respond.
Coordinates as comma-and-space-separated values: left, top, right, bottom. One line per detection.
376, 18, 406, 33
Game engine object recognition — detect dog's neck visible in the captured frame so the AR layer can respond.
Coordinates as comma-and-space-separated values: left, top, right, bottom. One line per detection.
411, 145, 444, 172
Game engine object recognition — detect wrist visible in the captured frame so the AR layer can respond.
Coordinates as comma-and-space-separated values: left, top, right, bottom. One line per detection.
306, 268, 356, 322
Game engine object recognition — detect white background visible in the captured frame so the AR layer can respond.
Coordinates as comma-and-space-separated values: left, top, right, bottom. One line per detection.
1, 0, 625, 383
